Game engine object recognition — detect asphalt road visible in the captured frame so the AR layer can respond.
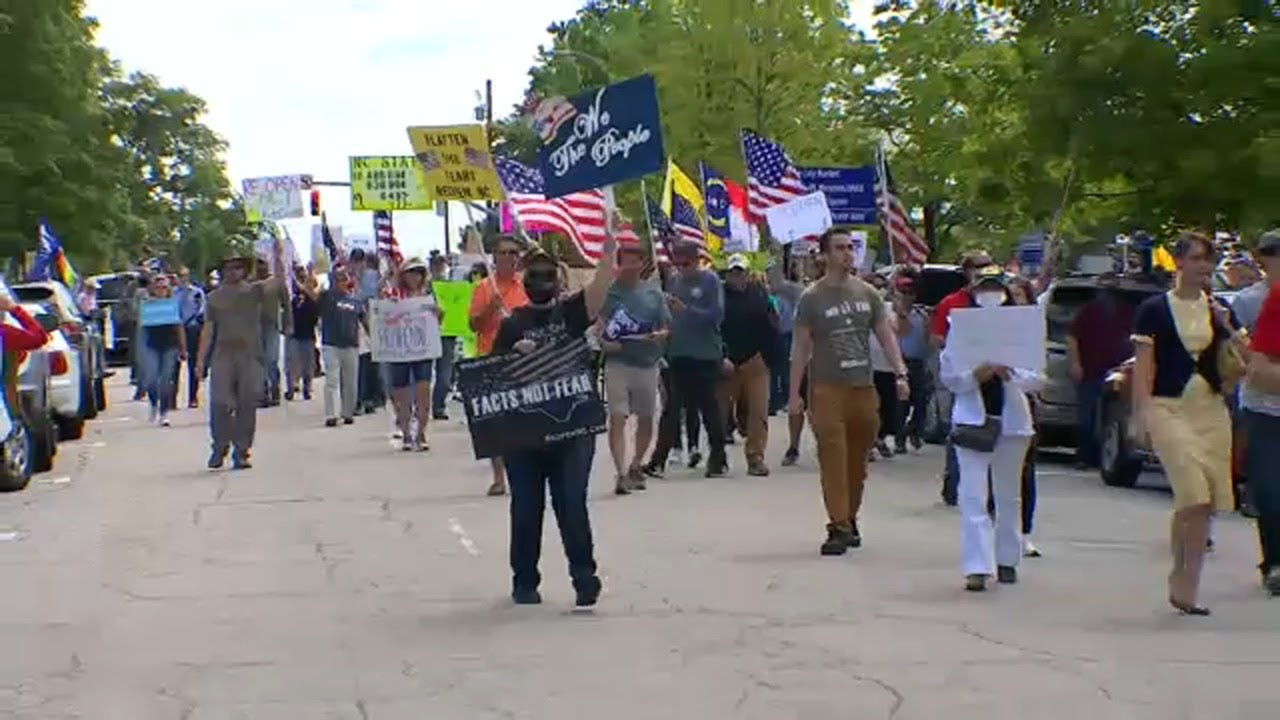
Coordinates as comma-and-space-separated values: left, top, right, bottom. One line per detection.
2, 378, 1278, 719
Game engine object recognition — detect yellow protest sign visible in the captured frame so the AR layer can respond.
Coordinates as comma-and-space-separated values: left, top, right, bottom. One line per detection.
405, 125, 506, 202
349, 156, 433, 211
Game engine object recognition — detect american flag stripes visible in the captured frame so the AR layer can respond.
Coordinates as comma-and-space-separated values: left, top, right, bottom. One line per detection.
530, 96, 578, 145
741, 129, 809, 224
670, 192, 704, 245
875, 143, 929, 266
504, 337, 592, 386
494, 156, 638, 266
372, 210, 403, 265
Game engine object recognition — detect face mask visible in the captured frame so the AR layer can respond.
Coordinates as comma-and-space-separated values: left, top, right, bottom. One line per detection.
523, 270, 559, 305
974, 291, 1005, 308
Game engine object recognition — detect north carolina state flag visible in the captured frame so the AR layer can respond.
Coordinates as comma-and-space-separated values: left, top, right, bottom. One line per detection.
724, 176, 758, 252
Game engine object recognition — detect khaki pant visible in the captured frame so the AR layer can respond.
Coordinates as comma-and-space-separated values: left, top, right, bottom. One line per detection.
209, 351, 263, 459
717, 355, 769, 466
809, 383, 879, 531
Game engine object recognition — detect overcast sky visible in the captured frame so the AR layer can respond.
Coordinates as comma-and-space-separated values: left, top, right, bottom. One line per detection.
85, 0, 874, 259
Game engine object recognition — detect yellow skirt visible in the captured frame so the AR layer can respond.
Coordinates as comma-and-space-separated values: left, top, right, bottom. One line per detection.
1147, 390, 1233, 512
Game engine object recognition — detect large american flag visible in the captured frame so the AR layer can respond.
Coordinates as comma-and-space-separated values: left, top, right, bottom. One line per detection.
372, 210, 403, 265
876, 143, 929, 266
742, 129, 809, 224
494, 156, 639, 265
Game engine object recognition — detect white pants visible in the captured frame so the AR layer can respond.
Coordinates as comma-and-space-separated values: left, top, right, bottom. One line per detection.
321, 346, 359, 420
956, 435, 1031, 577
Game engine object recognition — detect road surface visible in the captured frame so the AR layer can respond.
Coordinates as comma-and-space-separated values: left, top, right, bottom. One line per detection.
2, 379, 1278, 719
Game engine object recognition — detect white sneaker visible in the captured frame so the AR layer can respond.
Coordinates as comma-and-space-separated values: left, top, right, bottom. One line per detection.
160, 413, 171, 427
1022, 538, 1041, 558
670, 449, 685, 467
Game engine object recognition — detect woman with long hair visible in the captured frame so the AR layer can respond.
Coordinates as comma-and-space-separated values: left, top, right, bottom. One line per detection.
386, 258, 441, 451
1132, 232, 1245, 614
139, 275, 187, 426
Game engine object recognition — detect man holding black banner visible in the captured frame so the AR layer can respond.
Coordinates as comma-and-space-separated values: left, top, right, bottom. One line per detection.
490, 234, 613, 608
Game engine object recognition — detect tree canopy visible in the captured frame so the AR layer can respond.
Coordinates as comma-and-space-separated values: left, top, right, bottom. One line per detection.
0, 0, 245, 276
496, 0, 1279, 261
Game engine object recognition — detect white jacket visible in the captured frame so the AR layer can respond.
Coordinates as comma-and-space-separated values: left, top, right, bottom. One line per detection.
939, 348, 1044, 437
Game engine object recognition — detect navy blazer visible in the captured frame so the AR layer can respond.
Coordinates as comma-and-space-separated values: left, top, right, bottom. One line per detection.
1133, 292, 1236, 398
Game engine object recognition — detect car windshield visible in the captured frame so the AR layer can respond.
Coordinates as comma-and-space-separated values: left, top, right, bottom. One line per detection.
1046, 285, 1158, 343
95, 276, 133, 302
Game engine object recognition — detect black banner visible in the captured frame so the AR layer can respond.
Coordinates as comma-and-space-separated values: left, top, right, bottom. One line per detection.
457, 338, 606, 459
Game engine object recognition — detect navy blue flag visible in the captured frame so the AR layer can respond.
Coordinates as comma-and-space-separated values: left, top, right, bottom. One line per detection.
456, 337, 606, 459
798, 166, 878, 225
537, 74, 665, 198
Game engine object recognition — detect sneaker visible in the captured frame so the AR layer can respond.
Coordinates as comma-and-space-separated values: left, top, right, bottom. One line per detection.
628, 467, 646, 491
781, 447, 799, 467
875, 440, 894, 459
641, 462, 665, 479
965, 574, 988, 592
747, 462, 770, 477
910, 436, 923, 452
574, 576, 602, 608
284, 390, 295, 401
847, 523, 863, 549
401, 437, 414, 452
820, 527, 850, 556
997, 565, 1018, 584
1265, 569, 1280, 597
325, 418, 338, 428
614, 475, 632, 496
302, 390, 312, 401
687, 451, 703, 469
433, 411, 449, 421
148, 405, 159, 424
894, 440, 908, 455
342, 417, 355, 425
1022, 538, 1042, 558
704, 458, 728, 478
512, 588, 542, 605
160, 414, 171, 427
231, 456, 252, 471
207, 451, 226, 470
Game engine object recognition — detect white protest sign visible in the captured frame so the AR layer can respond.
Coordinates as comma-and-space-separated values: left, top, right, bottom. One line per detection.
369, 297, 443, 363
765, 191, 833, 245
243, 174, 312, 222
345, 233, 375, 256
847, 230, 869, 270
946, 305, 1047, 372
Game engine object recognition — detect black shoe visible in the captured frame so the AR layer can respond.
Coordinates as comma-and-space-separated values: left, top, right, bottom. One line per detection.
941, 487, 958, 507
894, 440, 908, 455
325, 418, 338, 428
284, 390, 295, 401
781, 447, 799, 467
965, 574, 988, 592
188, 401, 199, 410
704, 459, 728, 478
628, 468, 646, 491
614, 475, 631, 496
1241, 503, 1259, 519
1264, 569, 1280, 597
820, 527, 850, 556
847, 524, 862, 549
687, 451, 702, 469
641, 462, 665, 479
997, 565, 1018, 584
302, 390, 311, 401
875, 440, 894, 459
343, 417, 355, 425
232, 456, 252, 471
574, 576, 602, 608
910, 436, 923, 451
433, 411, 449, 421
207, 451, 226, 470
512, 588, 543, 605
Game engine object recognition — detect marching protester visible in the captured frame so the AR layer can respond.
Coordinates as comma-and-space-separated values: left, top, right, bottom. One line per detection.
285, 264, 320, 401
598, 242, 670, 494
644, 260, 703, 476
385, 257, 442, 451
790, 229, 910, 556
781, 254, 822, 468
197, 239, 286, 470
492, 233, 613, 608
175, 267, 206, 409
1066, 273, 1135, 470
767, 258, 804, 416
891, 274, 931, 453
138, 275, 186, 427
940, 267, 1044, 592
469, 235, 529, 496
1132, 232, 1246, 614
255, 255, 291, 408
1237, 230, 1280, 596
869, 279, 900, 461
429, 252, 457, 420
307, 263, 365, 427
719, 253, 777, 477
648, 241, 728, 477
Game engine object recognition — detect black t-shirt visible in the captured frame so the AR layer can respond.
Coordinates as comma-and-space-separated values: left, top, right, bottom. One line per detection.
291, 293, 320, 340
494, 292, 590, 353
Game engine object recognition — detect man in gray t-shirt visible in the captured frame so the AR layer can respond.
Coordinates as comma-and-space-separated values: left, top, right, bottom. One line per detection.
599, 244, 671, 493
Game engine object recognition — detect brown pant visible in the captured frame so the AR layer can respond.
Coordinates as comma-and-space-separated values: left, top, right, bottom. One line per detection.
809, 383, 879, 531
717, 355, 769, 466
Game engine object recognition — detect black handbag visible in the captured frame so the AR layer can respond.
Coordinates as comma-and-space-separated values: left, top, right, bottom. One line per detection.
949, 415, 1002, 452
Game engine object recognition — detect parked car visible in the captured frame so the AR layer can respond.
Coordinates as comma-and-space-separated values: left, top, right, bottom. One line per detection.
1036, 273, 1166, 448
0, 279, 57, 489
11, 281, 107, 417
88, 271, 140, 367
21, 303, 89, 441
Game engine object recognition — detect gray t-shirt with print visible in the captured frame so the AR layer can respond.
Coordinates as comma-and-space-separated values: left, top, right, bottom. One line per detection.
795, 277, 886, 387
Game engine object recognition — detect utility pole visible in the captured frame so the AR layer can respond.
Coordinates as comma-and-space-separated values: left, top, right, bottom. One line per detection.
443, 202, 451, 255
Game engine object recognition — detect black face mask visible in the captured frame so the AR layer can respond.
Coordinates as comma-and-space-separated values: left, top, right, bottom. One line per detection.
523, 269, 559, 305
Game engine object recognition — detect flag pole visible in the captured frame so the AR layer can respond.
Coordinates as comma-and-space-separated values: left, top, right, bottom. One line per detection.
876, 138, 899, 266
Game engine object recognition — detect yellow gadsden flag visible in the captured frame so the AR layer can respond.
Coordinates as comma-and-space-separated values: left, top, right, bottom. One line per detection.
661, 159, 704, 218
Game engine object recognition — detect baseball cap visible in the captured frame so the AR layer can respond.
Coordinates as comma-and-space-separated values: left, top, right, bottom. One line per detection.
1257, 229, 1280, 254
726, 253, 749, 271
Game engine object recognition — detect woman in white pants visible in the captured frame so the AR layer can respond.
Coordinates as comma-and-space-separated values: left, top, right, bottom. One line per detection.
300, 264, 365, 426
940, 268, 1044, 592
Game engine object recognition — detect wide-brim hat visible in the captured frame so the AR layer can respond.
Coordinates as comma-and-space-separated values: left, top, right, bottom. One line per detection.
399, 257, 428, 274
971, 264, 1009, 288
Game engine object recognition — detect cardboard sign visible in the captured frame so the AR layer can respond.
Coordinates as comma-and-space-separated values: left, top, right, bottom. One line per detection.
243, 175, 312, 222
431, 280, 475, 340
140, 298, 181, 327
457, 338, 606, 459
405, 125, 506, 202
946, 306, 1047, 372
798, 166, 878, 225
765, 191, 834, 245
369, 297, 442, 363
349, 156, 433, 211
537, 74, 666, 198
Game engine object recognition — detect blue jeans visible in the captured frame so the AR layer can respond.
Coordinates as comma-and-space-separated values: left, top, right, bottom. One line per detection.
184, 323, 204, 405
432, 336, 458, 415
504, 435, 599, 594
139, 344, 180, 414
1244, 410, 1280, 576
1076, 378, 1106, 467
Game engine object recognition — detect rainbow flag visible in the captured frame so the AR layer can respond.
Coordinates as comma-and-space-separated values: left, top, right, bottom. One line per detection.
30, 220, 79, 289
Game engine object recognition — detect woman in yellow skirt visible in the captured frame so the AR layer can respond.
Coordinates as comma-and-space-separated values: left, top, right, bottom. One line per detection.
1132, 232, 1245, 615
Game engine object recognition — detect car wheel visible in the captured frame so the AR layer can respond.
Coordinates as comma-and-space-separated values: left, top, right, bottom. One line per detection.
1100, 402, 1142, 488
56, 415, 85, 442
32, 411, 57, 473
0, 423, 35, 491
94, 376, 108, 412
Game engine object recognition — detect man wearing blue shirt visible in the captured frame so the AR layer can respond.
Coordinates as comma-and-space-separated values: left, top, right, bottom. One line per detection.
174, 267, 206, 408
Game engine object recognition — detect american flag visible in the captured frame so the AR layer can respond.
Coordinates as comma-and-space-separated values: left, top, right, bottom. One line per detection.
494, 156, 638, 265
505, 337, 593, 386
876, 143, 929, 266
530, 96, 578, 145
642, 195, 674, 267
670, 191, 704, 245
742, 129, 809, 224
372, 210, 403, 265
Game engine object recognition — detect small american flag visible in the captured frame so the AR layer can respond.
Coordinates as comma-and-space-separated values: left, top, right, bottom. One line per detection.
530, 96, 578, 145
876, 143, 929, 266
669, 192, 711, 261
494, 156, 638, 266
742, 129, 809, 224
464, 147, 491, 169
372, 210, 403, 265
416, 151, 441, 172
